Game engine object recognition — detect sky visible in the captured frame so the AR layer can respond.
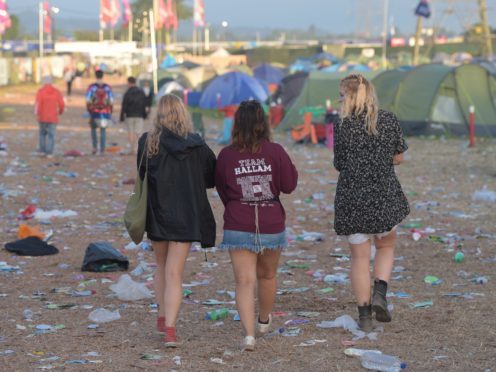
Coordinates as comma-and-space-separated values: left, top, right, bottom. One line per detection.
8, 0, 496, 36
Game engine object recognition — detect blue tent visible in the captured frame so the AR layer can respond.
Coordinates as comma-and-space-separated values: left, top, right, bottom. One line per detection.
312, 52, 339, 63
199, 72, 268, 109
160, 54, 177, 69
321, 63, 371, 73
253, 64, 285, 85
289, 58, 315, 73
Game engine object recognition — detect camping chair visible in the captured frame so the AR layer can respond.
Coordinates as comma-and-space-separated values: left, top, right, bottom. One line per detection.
291, 112, 318, 144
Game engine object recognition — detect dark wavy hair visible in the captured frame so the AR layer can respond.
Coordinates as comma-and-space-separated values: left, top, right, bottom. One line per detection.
231, 100, 270, 153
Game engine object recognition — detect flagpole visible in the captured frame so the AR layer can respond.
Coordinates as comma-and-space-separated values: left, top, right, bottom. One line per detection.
149, 9, 159, 95
39, 2, 44, 59
381, 0, 389, 69
129, 13, 133, 41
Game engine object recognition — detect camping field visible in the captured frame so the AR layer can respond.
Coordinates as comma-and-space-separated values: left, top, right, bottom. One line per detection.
1, 78, 495, 371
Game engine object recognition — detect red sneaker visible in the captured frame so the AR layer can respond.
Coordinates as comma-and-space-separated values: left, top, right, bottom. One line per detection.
163, 326, 178, 348
157, 316, 166, 333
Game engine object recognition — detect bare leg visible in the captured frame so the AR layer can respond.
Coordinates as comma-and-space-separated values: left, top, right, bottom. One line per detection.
152, 241, 169, 317
374, 230, 397, 282
256, 249, 281, 322
164, 242, 191, 327
230, 249, 257, 337
350, 240, 372, 305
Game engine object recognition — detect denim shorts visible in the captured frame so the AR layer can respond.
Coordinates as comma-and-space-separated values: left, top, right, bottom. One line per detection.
220, 229, 287, 254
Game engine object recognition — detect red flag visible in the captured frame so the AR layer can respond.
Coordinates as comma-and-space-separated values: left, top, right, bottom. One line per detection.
43, 1, 52, 34
0, 0, 12, 35
193, 0, 205, 28
158, 0, 169, 30
122, 0, 131, 26
100, 0, 112, 28
170, 0, 178, 31
109, 0, 121, 27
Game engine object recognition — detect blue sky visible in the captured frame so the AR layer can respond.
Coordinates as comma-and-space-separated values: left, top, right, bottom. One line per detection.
8, 0, 496, 35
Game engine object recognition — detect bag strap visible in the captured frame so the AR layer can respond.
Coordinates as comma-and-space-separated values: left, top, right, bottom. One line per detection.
138, 135, 148, 173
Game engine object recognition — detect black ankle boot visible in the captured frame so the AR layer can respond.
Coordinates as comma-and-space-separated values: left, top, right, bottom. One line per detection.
357, 304, 373, 332
372, 279, 392, 322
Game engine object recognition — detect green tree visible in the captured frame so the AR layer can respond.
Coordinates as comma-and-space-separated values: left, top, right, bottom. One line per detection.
4, 14, 20, 40
132, 0, 192, 20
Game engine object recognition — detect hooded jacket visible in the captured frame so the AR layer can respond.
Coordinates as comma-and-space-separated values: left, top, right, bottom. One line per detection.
120, 85, 147, 121
137, 128, 216, 247
35, 84, 65, 124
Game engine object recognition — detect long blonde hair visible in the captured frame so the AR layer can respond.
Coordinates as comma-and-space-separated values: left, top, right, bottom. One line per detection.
147, 94, 193, 157
340, 74, 379, 135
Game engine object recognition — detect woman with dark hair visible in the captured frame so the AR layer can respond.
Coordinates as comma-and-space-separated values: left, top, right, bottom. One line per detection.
215, 100, 298, 351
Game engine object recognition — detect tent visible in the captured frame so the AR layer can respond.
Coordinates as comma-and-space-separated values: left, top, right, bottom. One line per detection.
199, 71, 268, 109
312, 52, 339, 64
278, 71, 379, 130
372, 63, 496, 136
210, 47, 230, 58
321, 63, 371, 73
156, 81, 185, 100
253, 64, 285, 85
178, 65, 217, 90
271, 71, 309, 108
289, 58, 315, 73
160, 54, 177, 69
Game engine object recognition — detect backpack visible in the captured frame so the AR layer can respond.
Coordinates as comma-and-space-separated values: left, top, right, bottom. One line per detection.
91, 84, 110, 112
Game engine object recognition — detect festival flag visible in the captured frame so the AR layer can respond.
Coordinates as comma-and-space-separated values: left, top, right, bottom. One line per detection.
100, 0, 112, 28
109, 0, 121, 27
159, 0, 169, 29
122, 0, 131, 26
43, 1, 52, 34
415, 0, 431, 18
193, 0, 205, 28
169, 0, 178, 31
0, 0, 12, 35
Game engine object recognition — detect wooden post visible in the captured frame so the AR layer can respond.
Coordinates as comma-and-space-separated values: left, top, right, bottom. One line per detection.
478, 0, 493, 59
412, 15, 423, 65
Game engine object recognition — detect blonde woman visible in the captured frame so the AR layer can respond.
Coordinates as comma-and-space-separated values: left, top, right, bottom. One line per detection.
333, 74, 409, 332
137, 94, 216, 347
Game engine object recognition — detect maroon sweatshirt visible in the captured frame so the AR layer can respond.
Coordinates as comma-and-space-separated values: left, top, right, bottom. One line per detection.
215, 139, 298, 234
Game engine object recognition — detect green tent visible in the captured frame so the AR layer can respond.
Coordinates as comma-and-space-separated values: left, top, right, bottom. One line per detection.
372, 63, 496, 136
277, 71, 379, 131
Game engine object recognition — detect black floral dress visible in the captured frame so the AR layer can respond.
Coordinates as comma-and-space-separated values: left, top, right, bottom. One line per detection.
333, 109, 410, 236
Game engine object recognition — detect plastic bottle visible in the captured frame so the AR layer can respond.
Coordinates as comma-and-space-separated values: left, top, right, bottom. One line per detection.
205, 308, 229, 321
360, 352, 406, 372
454, 252, 464, 263
23, 308, 33, 320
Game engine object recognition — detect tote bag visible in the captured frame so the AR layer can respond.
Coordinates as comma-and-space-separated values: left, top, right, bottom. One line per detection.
124, 142, 148, 244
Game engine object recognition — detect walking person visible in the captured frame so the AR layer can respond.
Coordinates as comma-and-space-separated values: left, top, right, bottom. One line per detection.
35, 76, 65, 158
63, 67, 75, 98
120, 76, 147, 155
85, 70, 113, 155
333, 74, 410, 332
137, 94, 216, 347
142, 80, 154, 118
215, 100, 298, 351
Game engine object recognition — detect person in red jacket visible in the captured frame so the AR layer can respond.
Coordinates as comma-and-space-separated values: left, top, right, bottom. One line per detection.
35, 76, 65, 157
215, 100, 298, 351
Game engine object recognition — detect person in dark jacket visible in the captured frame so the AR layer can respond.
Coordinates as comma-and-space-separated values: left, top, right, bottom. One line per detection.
333, 74, 409, 332
142, 80, 154, 117
215, 100, 298, 351
120, 76, 147, 154
137, 94, 216, 348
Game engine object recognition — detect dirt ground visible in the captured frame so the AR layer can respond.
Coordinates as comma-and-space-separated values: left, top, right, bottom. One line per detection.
0, 77, 495, 372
